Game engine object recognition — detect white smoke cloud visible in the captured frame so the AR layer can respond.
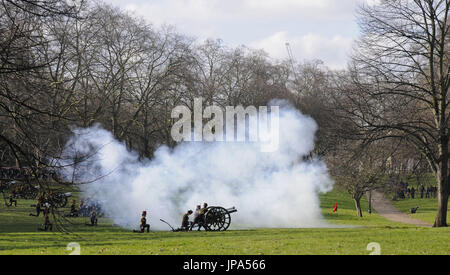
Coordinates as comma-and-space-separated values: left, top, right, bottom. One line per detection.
58, 102, 334, 230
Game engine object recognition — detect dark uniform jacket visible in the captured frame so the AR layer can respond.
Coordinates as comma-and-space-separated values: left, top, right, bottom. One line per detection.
140, 216, 147, 227
182, 213, 189, 227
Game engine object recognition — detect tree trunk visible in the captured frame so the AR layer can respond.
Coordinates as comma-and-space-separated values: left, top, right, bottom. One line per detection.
433, 130, 449, 227
434, 164, 449, 227
354, 197, 363, 218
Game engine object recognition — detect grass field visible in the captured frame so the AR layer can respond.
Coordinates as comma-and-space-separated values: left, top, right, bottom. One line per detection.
0, 188, 449, 255
392, 197, 449, 225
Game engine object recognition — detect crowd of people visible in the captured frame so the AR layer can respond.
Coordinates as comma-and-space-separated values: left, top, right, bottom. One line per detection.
394, 181, 438, 200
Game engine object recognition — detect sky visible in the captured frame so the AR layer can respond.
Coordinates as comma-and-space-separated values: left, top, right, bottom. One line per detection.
102, 0, 375, 69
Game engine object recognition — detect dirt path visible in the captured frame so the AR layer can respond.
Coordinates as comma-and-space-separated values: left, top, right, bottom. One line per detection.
370, 191, 432, 227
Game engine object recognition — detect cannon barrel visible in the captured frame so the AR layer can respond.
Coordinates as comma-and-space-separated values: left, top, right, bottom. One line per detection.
226, 207, 237, 214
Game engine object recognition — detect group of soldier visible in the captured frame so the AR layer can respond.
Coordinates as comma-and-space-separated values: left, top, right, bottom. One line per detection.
26, 193, 53, 231
1, 182, 100, 231
2, 182, 36, 207
29, 192, 54, 216
0, 169, 103, 232
65, 199, 100, 226
182, 203, 209, 232
0, 180, 52, 231
30, 197, 101, 230
134, 203, 210, 233
66, 199, 101, 217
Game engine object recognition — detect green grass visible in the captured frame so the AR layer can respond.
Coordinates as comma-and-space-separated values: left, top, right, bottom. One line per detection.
320, 188, 402, 227
392, 197, 449, 225
0, 189, 449, 255
385, 173, 449, 225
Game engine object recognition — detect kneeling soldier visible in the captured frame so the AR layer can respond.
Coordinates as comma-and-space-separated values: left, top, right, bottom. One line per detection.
134, 211, 150, 233
41, 206, 53, 231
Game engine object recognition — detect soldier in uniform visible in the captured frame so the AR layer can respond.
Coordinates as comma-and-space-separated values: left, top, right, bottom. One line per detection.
69, 200, 78, 217
134, 211, 150, 233
6, 187, 17, 207
30, 195, 43, 217
90, 206, 98, 226
196, 203, 208, 231
84, 206, 98, 227
85, 206, 98, 226
43, 206, 53, 231
79, 199, 86, 217
182, 210, 193, 231
189, 205, 202, 231
41, 192, 48, 204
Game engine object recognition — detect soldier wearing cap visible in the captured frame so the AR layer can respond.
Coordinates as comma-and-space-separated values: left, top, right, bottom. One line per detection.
182, 210, 193, 231
196, 203, 208, 231
140, 211, 150, 233
189, 205, 202, 231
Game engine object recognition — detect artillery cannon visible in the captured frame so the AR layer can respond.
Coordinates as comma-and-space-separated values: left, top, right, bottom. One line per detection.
160, 206, 238, 232
20, 184, 40, 200
202, 206, 237, 231
50, 192, 72, 208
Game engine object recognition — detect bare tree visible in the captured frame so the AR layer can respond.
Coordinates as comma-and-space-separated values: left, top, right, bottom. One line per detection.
330, 142, 390, 217
342, 0, 449, 227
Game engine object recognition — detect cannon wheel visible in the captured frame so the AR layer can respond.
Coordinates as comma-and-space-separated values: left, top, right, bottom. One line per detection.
204, 206, 231, 232
23, 186, 38, 200
57, 195, 68, 208
52, 194, 68, 208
